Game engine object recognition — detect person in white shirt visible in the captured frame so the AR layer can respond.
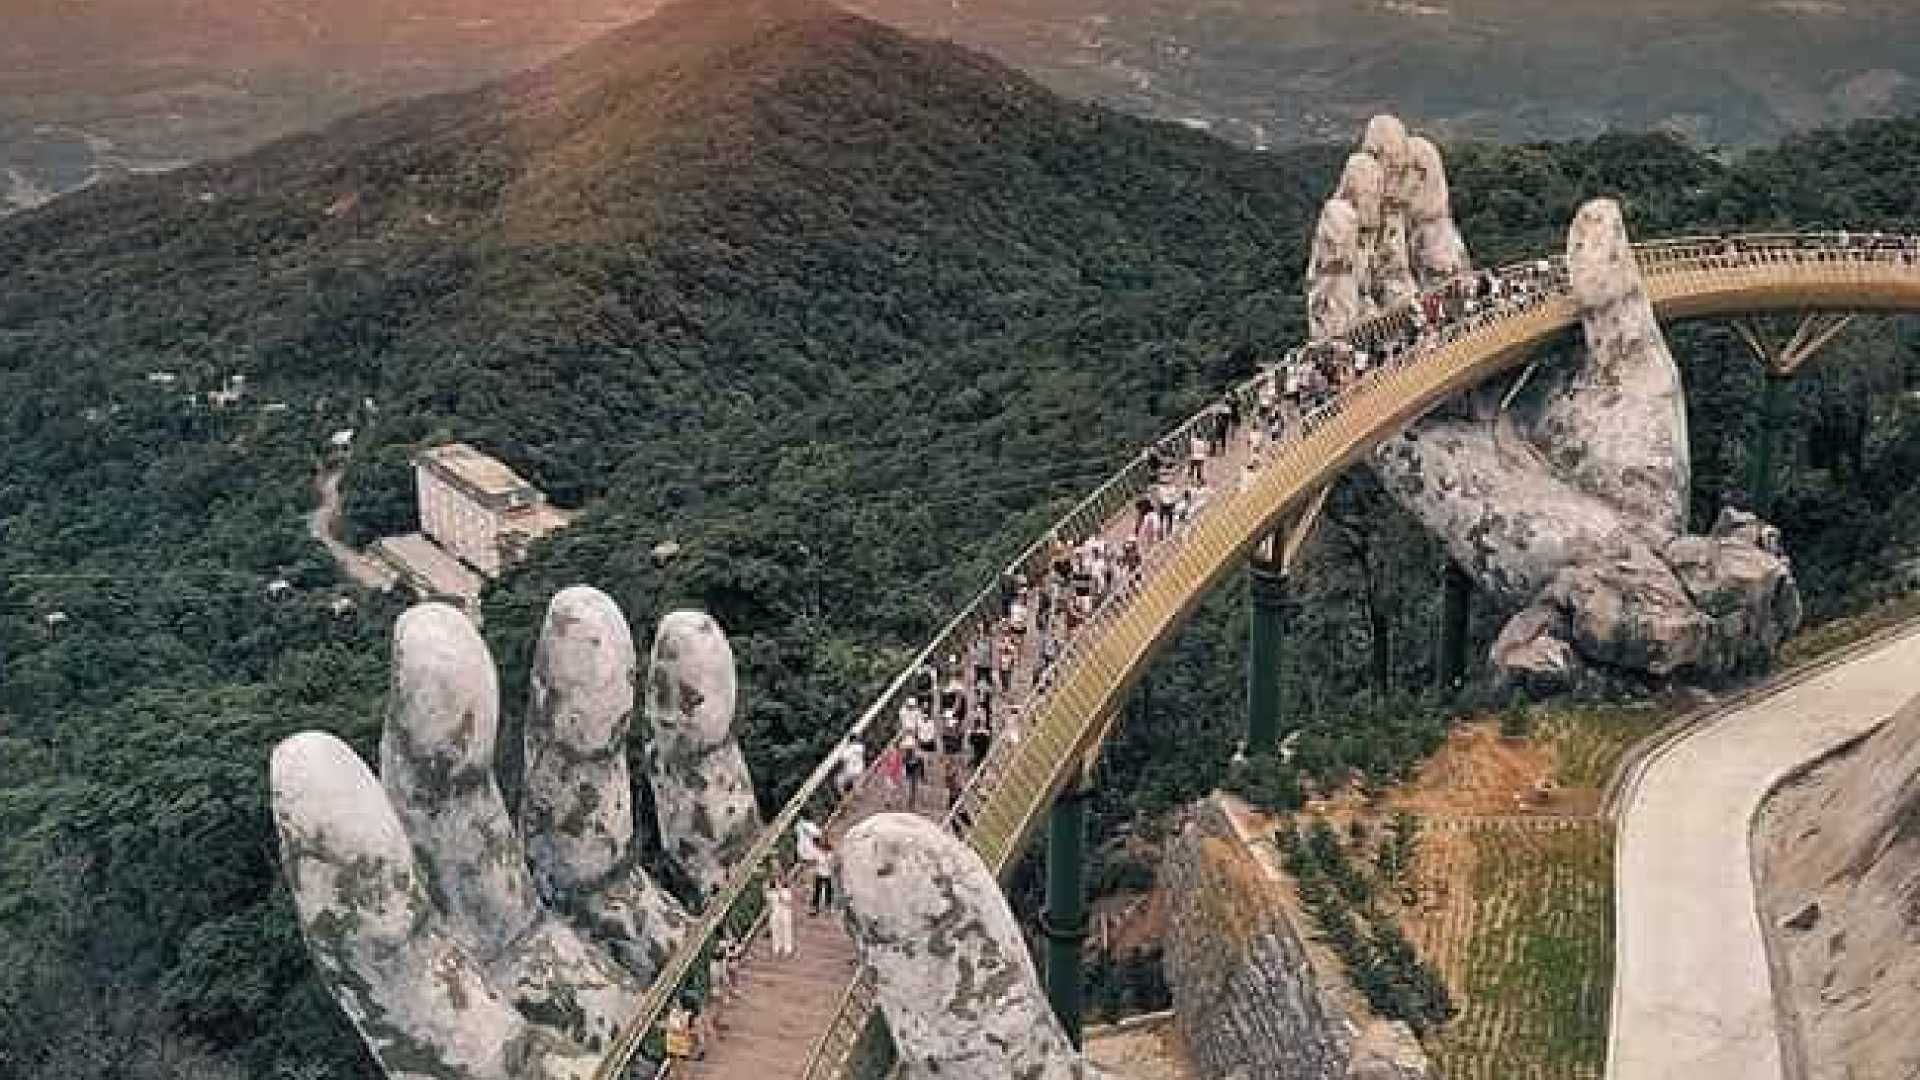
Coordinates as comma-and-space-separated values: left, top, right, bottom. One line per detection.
832, 738, 866, 796
1187, 433, 1208, 482
914, 701, 939, 753
768, 872, 795, 959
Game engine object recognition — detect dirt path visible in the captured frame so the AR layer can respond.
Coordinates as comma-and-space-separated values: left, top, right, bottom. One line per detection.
307, 466, 397, 590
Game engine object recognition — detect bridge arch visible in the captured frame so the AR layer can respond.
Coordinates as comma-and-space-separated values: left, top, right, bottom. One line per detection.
597, 233, 1920, 1079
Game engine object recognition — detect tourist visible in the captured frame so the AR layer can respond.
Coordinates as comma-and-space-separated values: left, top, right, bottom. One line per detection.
967, 711, 992, 770
831, 737, 865, 797
902, 736, 927, 810
709, 936, 734, 1003
807, 835, 834, 916
873, 738, 904, 807
971, 632, 994, 690
914, 697, 939, 756
1155, 479, 1178, 535
1134, 490, 1155, 535
768, 868, 795, 959
1008, 593, 1030, 640
1187, 431, 1207, 482
795, 816, 824, 874
663, 1000, 696, 1076
997, 632, 1018, 693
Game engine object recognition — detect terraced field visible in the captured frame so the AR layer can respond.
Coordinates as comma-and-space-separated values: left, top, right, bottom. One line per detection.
1407, 821, 1614, 1080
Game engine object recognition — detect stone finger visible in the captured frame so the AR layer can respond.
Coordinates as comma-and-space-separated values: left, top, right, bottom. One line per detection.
523, 586, 689, 981
1308, 196, 1367, 340
1548, 197, 1691, 534
1406, 134, 1472, 284
270, 732, 596, 1080
1361, 114, 1419, 308
838, 813, 1105, 1079
381, 602, 640, 1051
645, 610, 761, 902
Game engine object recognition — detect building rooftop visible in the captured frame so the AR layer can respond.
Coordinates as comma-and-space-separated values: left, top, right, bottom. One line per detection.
416, 442, 538, 501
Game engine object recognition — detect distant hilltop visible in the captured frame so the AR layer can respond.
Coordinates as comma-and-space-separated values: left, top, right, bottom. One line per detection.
8, 0, 1920, 214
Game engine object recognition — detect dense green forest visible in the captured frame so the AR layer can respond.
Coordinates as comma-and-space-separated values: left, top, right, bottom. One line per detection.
3, 1, 1920, 1075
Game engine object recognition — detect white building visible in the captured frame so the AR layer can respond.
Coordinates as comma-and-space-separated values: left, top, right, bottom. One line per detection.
413, 442, 570, 578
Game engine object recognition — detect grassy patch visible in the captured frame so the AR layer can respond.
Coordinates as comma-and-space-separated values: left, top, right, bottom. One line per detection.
1537, 706, 1673, 790
1778, 592, 1920, 667
1425, 824, 1614, 1080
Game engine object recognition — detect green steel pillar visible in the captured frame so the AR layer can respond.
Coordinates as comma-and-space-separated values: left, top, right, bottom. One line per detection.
1247, 561, 1290, 755
1438, 562, 1473, 693
1043, 768, 1092, 1048
1748, 372, 1791, 518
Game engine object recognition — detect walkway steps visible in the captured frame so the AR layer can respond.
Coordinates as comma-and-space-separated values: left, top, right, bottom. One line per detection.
688, 911, 860, 1080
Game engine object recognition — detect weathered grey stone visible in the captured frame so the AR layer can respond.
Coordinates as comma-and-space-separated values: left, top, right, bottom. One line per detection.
1308, 116, 1802, 692
523, 587, 689, 983
1348, 1021, 1438, 1080
270, 590, 773, 1079
1538, 198, 1691, 536
838, 813, 1107, 1080
1756, 693, 1920, 1080
270, 733, 597, 1080
1361, 115, 1418, 309
1163, 799, 1355, 1080
379, 604, 640, 1051
1309, 198, 1369, 341
1406, 136, 1469, 286
645, 610, 762, 901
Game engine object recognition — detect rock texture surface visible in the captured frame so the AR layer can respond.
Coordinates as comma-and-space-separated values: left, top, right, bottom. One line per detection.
1161, 798, 1435, 1080
1755, 692, 1920, 1080
646, 610, 761, 902
1309, 115, 1801, 691
270, 590, 765, 1079
837, 813, 1107, 1080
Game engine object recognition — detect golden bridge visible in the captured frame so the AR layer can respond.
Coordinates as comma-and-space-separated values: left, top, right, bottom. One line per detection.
593, 231, 1920, 1080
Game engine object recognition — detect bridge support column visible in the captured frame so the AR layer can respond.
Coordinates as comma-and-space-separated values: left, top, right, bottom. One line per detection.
1748, 370, 1791, 519
1438, 562, 1473, 693
1043, 765, 1093, 1048
1247, 557, 1290, 756
1732, 315, 1854, 519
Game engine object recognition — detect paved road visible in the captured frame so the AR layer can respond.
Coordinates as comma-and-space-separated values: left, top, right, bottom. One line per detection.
307, 467, 398, 591
1607, 625, 1920, 1080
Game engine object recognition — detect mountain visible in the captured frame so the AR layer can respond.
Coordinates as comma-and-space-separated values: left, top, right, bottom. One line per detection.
2, 0, 662, 213
12, 0, 1920, 213
842, 0, 1920, 149
0, 2, 1323, 1074
5, 1, 1920, 1076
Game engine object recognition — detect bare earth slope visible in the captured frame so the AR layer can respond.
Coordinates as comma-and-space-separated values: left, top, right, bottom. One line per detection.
1755, 690, 1920, 1080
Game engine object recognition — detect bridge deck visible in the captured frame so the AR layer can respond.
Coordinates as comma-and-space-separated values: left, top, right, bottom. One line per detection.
685, 431, 1262, 1077
597, 235, 1920, 1080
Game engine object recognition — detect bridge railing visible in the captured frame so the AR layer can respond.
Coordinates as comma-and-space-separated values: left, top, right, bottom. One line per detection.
594, 231, 1920, 1079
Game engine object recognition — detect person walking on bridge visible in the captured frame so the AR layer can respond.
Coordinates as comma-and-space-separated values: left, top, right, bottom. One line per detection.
768, 868, 796, 959
1187, 431, 1208, 483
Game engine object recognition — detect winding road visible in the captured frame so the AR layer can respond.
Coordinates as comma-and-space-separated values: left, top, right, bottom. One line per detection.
307, 466, 398, 591
1606, 623, 1920, 1080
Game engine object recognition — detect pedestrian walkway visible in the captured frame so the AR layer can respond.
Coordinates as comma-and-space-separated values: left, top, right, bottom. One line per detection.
603, 234, 1920, 1080
1607, 624, 1920, 1080
683, 911, 859, 1080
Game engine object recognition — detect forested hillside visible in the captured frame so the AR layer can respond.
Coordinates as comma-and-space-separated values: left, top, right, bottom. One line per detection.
2, 0, 1920, 1075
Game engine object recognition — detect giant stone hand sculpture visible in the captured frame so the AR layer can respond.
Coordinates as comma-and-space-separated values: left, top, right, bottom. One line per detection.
271, 588, 759, 1078
1309, 117, 1802, 691
837, 813, 1109, 1080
